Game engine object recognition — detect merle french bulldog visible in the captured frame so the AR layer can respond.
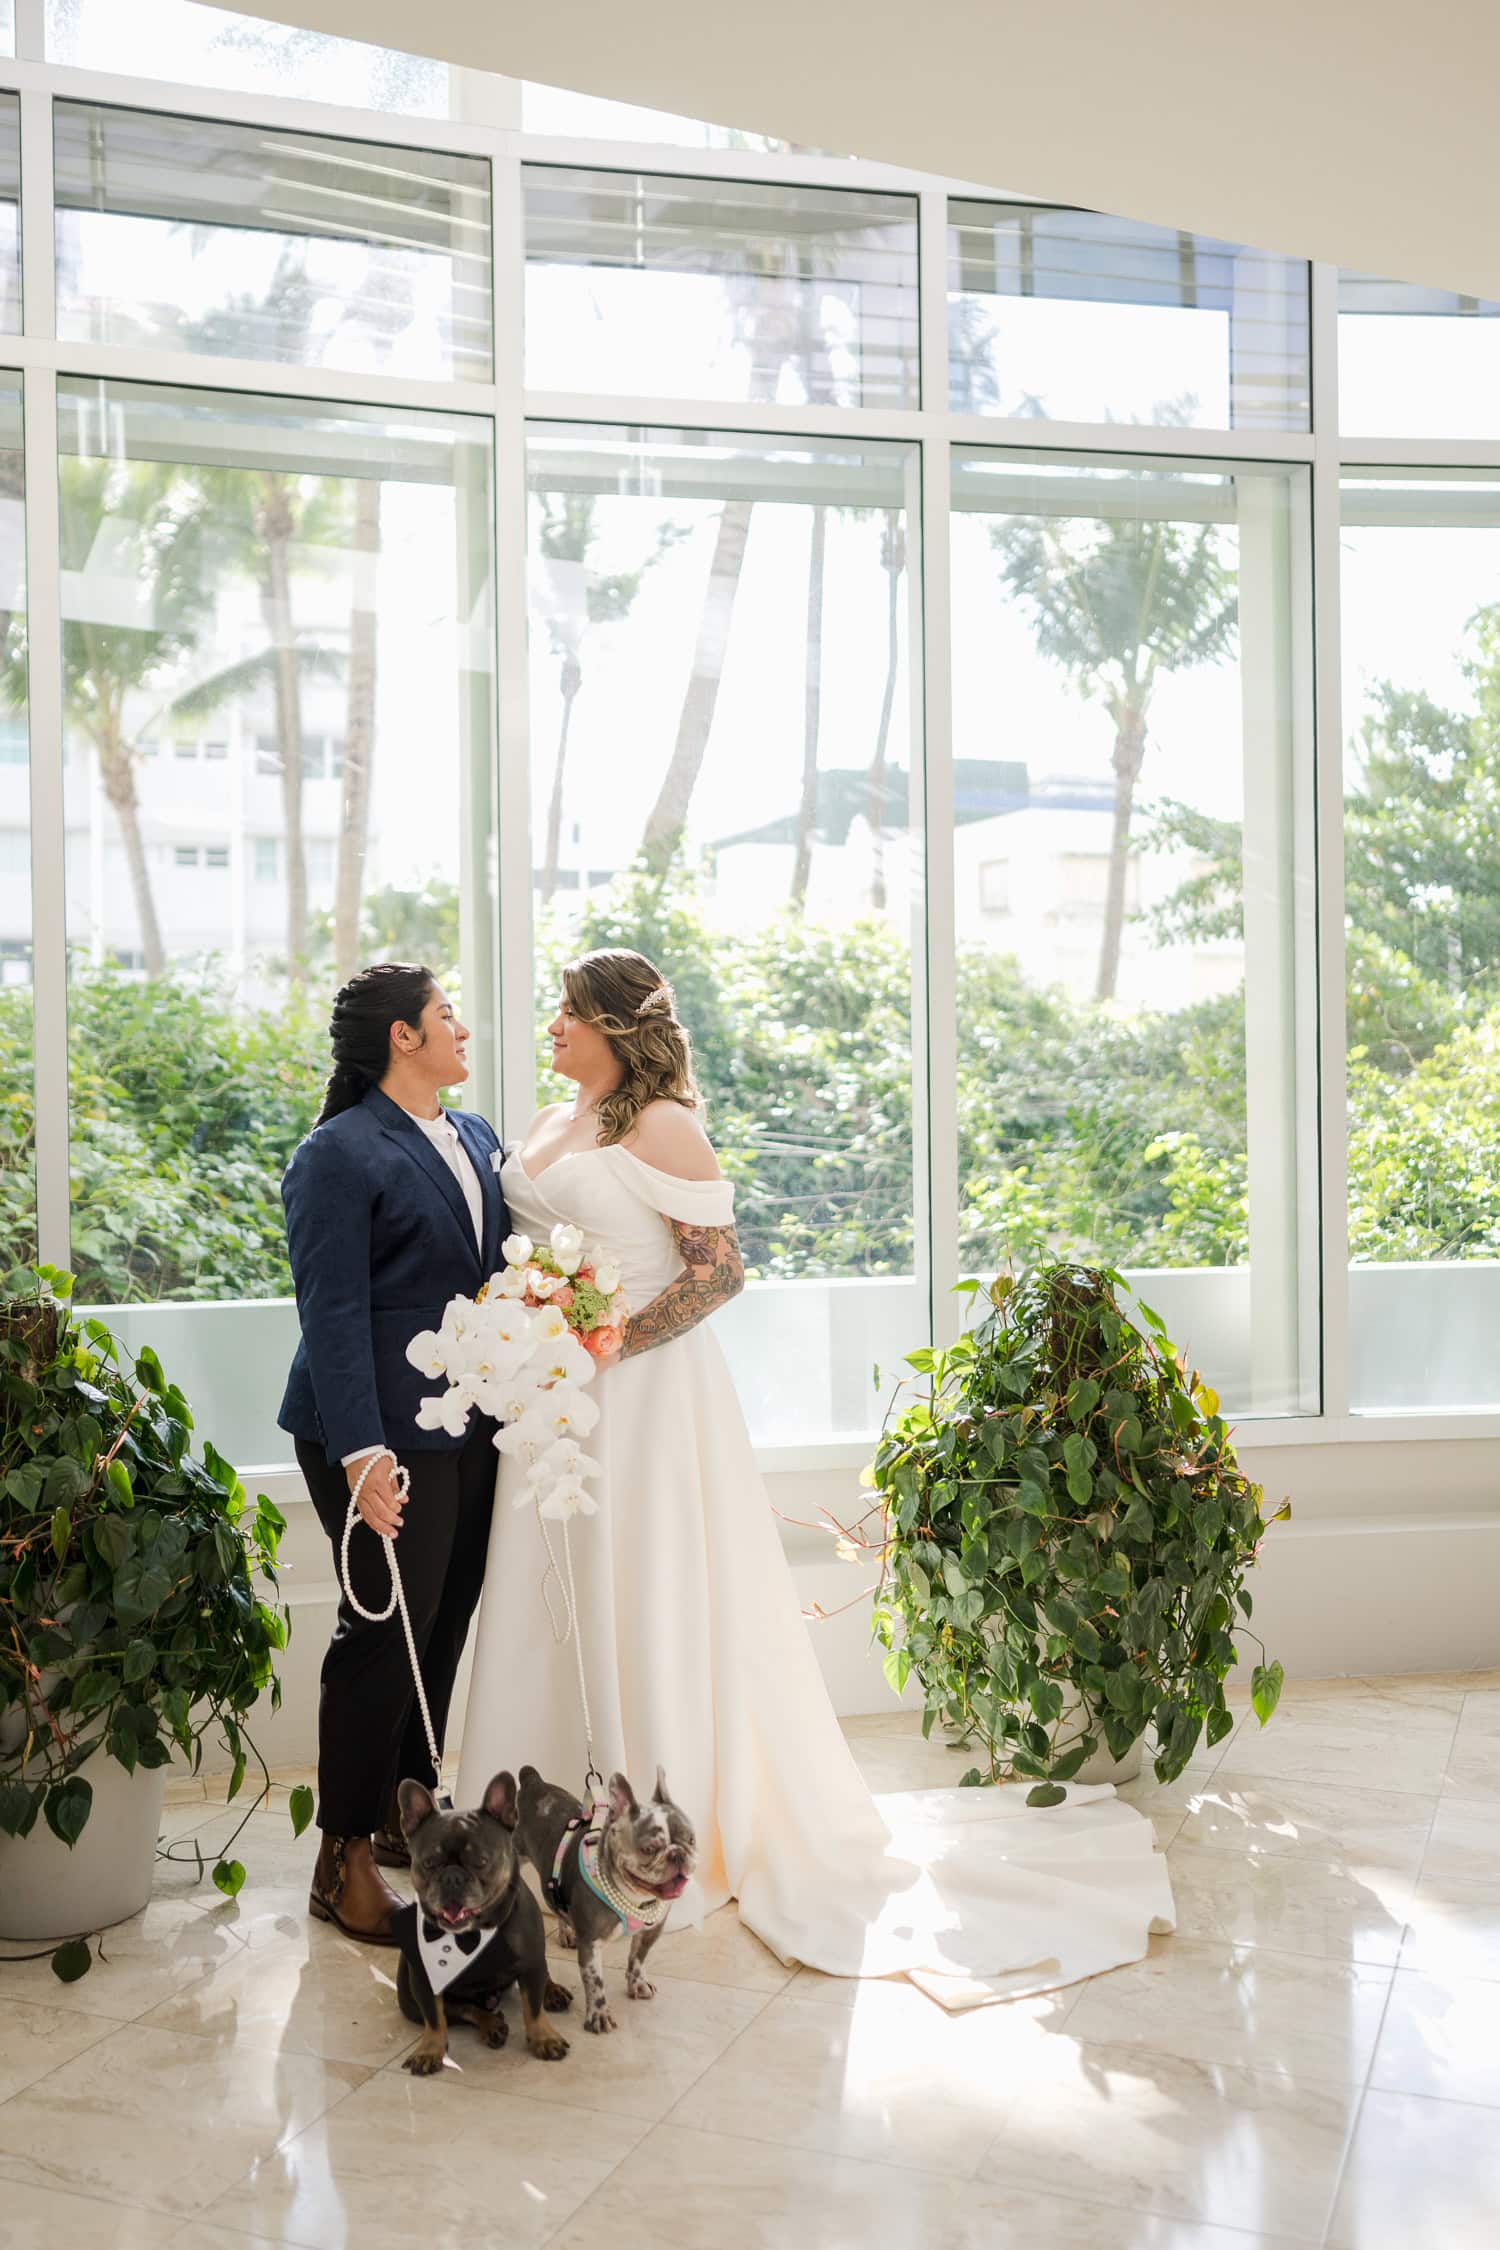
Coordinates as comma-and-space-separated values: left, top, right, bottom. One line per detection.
515, 1764, 697, 2035
394, 1772, 571, 2074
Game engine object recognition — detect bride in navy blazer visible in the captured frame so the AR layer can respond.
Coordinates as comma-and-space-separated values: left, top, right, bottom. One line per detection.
279, 961, 510, 1945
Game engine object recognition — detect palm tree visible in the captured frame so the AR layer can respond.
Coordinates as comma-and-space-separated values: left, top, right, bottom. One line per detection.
865, 512, 906, 912
3, 458, 216, 977
536, 495, 680, 904
991, 489, 1237, 1002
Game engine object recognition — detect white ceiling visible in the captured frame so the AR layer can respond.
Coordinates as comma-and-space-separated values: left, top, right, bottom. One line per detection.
235, 0, 1500, 300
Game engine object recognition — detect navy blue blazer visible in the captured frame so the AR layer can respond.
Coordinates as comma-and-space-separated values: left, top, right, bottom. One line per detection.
277, 1086, 511, 1465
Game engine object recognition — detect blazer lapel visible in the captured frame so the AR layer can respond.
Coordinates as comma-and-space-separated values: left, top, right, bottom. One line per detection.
455, 1110, 505, 1276
365, 1089, 479, 1270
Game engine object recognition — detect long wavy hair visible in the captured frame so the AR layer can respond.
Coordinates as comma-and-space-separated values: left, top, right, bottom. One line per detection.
561, 948, 701, 1147
315, 961, 435, 1126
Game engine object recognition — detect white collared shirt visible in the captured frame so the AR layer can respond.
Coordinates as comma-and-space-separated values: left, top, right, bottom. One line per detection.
341, 1107, 484, 1469
412, 1107, 485, 1255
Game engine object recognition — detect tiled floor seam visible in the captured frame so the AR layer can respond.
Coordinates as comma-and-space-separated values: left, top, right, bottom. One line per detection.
1315, 1954, 1403, 2249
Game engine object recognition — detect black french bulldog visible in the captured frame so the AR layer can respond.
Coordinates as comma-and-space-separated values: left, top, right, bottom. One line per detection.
394, 1771, 571, 2074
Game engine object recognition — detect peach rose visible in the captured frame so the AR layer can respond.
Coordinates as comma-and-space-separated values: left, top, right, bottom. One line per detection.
581, 1323, 623, 1362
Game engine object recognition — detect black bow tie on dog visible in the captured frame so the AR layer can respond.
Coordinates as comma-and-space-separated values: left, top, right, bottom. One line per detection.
423, 1919, 484, 1955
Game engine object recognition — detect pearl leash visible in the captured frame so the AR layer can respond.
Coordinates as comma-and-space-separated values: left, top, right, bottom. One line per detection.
531, 1499, 603, 1796
340, 1449, 446, 1802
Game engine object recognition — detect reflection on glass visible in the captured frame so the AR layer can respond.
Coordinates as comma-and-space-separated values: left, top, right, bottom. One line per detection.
1342, 470, 1500, 1408
526, 422, 924, 1444
58, 379, 495, 1306
0, 4, 13, 57
1340, 274, 1500, 438
949, 203, 1310, 431
0, 381, 30, 1267
45, 0, 448, 113
525, 169, 919, 407
951, 448, 1316, 1417
0, 95, 18, 337
55, 103, 492, 382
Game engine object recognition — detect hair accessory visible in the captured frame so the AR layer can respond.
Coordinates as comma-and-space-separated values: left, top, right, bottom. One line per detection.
636, 981, 676, 1020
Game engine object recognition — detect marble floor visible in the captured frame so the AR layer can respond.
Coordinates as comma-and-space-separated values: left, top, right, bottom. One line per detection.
1, 1671, 1498, 2248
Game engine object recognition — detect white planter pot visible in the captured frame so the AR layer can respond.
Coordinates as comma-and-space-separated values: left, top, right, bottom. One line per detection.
0, 1754, 167, 1941
1054, 1690, 1144, 1786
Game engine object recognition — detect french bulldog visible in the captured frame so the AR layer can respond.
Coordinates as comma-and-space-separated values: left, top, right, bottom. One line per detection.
515, 1764, 697, 2035
394, 1772, 572, 2074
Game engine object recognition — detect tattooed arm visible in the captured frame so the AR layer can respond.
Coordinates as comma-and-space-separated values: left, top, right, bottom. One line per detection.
620, 1219, 745, 1360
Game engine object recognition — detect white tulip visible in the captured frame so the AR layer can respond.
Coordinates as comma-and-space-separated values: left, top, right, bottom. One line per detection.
550, 1222, 586, 1275
593, 1261, 622, 1297
501, 1233, 534, 1268
405, 1329, 450, 1379
525, 1266, 559, 1299
492, 1264, 529, 1299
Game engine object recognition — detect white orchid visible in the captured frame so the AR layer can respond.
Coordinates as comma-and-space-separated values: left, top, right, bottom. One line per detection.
451, 1329, 532, 1389
405, 1329, 452, 1380
495, 1417, 552, 1465
550, 1222, 586, 1275
538, 1476, 598, 1522
501, 1232, 534, 1268
593, 1260, 622, 1296
440, 1295, 474, 1344
416, 1385, 475, 1438
491, 1378, 543, 1425
525, 1436, 600, 1486
531, 1303, 570, 1345
532, 1332, 596, 1391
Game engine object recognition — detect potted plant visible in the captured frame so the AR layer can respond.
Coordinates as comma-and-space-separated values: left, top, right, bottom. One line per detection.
862, 1263, 1287, 1801
0, 1267, 305, 1979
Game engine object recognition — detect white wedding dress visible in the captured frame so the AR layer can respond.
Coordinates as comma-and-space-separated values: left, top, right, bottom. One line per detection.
457, 1144, 1174, 2008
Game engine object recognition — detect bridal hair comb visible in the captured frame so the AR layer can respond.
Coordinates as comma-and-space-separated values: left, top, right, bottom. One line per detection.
636, 981, 677, 1020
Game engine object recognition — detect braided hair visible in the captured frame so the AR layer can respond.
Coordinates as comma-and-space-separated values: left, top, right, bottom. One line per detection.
315, 961, 435, 1126
560, 948, 701, 1147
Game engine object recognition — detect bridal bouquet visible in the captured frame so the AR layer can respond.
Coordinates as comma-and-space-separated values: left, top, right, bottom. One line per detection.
405, 1223, 628, 1521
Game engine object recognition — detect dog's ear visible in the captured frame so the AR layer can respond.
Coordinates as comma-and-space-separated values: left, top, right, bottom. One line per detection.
483, 1771, 519, 1829
653, 1765, 670, 1805
398, 1778, 438, 1839
607, 1771, 638, 1823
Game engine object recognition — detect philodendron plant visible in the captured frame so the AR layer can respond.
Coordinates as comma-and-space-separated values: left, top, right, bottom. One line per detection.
866, 1262, 1287, 1801
0, 1267, 304, 1978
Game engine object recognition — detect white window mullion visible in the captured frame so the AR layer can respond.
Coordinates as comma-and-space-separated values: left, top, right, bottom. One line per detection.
919, 187, 958, 1348
493, 145, 536, 1139
20, 77, 67, 1266
1310, 261, 1350, 1421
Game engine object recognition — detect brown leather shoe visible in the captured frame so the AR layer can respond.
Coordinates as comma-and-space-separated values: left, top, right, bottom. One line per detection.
370, 1795, 411, 1870
309, 1834, 401, 1945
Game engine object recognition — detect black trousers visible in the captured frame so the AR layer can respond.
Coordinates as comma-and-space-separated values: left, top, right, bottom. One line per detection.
296, 1420, 497, 1836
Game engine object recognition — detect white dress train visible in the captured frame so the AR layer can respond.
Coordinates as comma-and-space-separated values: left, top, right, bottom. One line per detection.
456, 1145, 1174, 2008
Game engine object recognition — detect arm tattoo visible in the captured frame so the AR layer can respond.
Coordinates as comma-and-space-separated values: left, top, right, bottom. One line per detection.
620, 1220, 745, 1360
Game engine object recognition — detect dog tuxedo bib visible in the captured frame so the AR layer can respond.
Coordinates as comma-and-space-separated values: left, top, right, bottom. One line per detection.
392, 1902, 508, 1998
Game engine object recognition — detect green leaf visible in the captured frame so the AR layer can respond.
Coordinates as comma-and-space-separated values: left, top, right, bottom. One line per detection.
50, 1938, 92, 1983
50, 1504, 71, 1562
1207, 1704, 1236, 1747
106, 1458, 134, 1507
122, 1636, 155, 1685
1025, 1782, 1067, 1808
226, 1749, 247, 1804
93, 1514, 132, 1570
43, 1776, 93, 1849
883, 1646, 912, 1697
289, 1784, 314, 1838
1251, 1660, 1285, 1725
212, 1859, 246, 1899
958, 1768, 985, 1787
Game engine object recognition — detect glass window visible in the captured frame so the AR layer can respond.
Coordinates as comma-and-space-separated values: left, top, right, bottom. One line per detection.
0, 380, 30, 1268
949, 203, 1310, 431
1340, 274, 1500, 438
0, 93, 19, 339
951, 447, 1318, 1418
1341, 469, 1500, 1409
527, 422, 925, 1447
55, 102, 492, 384
45, 2, 449, 115
522, 83, 811, 153
0, 6, 12, 55
524, 168, 920, 408
58, 379, 497, 1367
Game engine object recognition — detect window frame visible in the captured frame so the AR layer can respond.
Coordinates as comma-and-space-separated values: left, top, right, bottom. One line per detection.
1, 18, 1493, 1455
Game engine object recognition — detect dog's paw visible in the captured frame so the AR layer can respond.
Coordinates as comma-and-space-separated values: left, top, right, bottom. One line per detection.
584, 2005, 618, 2035
526, 2024, 570, 2062
544, 1978, 573, 2012
554, 1918, 577, 1951
626, 1973, 656, 2001
403, 2041, 447, 2076
481, 2016, 509, 2049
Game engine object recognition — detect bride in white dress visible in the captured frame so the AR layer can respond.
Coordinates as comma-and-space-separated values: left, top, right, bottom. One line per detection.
457, 948, 1173, 2007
